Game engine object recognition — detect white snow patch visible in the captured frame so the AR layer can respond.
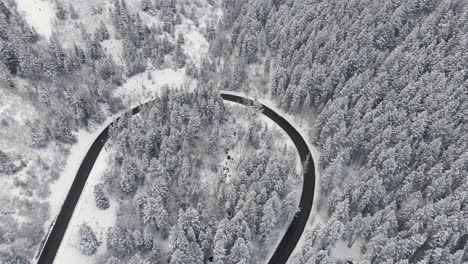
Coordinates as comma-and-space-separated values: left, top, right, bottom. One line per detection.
0, 88, 37, 127
15, 0, 54, 38
101, 39, 124, 65
183, 30, 209, 66
53, 146, 117, 264
330, 240, 363, 262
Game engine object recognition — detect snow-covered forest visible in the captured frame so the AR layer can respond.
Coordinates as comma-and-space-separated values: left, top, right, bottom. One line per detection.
0, 0, 222, 262
1, 0, 467, 263
213, 0, 468, 263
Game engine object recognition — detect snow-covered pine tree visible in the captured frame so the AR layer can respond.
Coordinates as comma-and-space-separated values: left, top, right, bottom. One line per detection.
78, 223, 99, 255
69, 4, 79, 19
94, 184, 110, 210
230, 237, 251, 263
54, 0, 67, 20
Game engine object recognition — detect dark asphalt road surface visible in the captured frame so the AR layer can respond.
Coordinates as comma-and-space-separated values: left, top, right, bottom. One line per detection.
37, 93, 315, 264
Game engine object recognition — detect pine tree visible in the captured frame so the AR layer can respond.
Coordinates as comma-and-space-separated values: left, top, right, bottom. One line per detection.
140, 0, 150, 12
0, 41, 19, 75
129, 254, 150, 264
0, 60, 13, 87
186, 242, 203, 264
133, 230, 144, 249
170, 249, 187, 264
174, 34, 187, 69
0, 150, 15, 175
29, 122, 51, 148
95, 21, 110, 42
120, 157, 138, 193
23, 24, 39, 43
88, 39, 103, 60
303, 92, 311, 110
79, 223, 99, 255
107, 226, 132, 257
141, 196, 168, 231
259, 193, 281, 247
230, 237, 251, 263
120, 170, 136, 193
289, 86, 302, 113
53, 113, 76, 144
169, 221, 190, 263
106, 257, 119, 264
212, 221, 228, 263
143, 225, 154, 250
94, 184, 110, 210
69, 4, 79, 19
175, 45, 186, 68
55, 0, 67, 20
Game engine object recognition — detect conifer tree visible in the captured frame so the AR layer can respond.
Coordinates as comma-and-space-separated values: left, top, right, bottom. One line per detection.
94, 184, 110, 210
79, 223, 99, 255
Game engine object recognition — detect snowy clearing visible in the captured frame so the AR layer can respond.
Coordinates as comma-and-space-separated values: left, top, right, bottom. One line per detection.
15, 0, 54, 38
175, 20, 210, 67
330, 240, 363, 262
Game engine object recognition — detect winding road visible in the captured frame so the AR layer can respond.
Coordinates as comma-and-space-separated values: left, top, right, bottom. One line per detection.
36, 93, 315, 264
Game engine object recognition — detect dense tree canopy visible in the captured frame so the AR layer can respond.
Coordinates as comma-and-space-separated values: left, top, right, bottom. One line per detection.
215, 0, 468, 262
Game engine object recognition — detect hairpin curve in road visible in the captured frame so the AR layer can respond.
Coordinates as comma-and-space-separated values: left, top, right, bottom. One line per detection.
36, 92, 316, 264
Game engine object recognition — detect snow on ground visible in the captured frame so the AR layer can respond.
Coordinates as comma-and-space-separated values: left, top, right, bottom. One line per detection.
53, 145, 117, 264
330, 239, 363, 262
176, 20, 210, 67
176, 4, 222, 66
0, 87, 43, 196
101, 38, 124, 65
47, 118, 114, 219
184, 30, 210, 66
15, 0, 54, 38
53, 0, 113, 48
